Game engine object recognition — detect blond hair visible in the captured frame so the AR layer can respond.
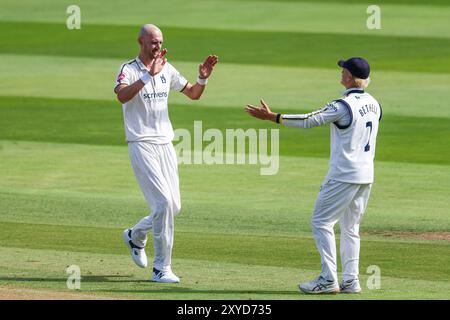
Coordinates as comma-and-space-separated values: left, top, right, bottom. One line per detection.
353, 76, 371, 89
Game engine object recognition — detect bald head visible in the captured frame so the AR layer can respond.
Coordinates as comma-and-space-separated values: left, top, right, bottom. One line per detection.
139, 24, 162, 38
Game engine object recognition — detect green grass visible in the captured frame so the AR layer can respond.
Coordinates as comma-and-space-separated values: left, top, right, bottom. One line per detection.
1, 96, 450, 165
1, 0, 449, 300
0, 220, 449, 299
2, 0, 450, 39
2, 247, 448, 300
1, 221, 449, 282
1, 141, 449, 235
2, 54, 450, 119
3, 22, 450, 73
220, 0, 450, 6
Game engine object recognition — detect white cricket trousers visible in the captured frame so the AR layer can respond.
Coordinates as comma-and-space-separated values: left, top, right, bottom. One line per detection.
311, 179, 372, 283
127, 141, 181, 272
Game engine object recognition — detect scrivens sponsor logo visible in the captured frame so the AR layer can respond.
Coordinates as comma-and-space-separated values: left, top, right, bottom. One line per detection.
143, 92, 168, 100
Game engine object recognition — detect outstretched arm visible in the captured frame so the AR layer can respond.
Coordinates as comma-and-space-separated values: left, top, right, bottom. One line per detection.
182, 55, 219, 100
245, 99, 350, 128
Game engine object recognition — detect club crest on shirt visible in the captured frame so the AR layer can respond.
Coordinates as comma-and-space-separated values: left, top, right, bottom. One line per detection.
324, 102, 338, 112
160, 75, 167, 83
117, 73, 125, 82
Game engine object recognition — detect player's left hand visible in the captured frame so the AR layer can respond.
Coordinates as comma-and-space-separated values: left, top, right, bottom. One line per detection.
245, 99, 276, 121
199, 55, 219, 79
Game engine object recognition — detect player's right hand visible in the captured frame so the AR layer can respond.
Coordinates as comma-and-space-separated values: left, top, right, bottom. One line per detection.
245, 99, 275, 121
149, 48, 167, 76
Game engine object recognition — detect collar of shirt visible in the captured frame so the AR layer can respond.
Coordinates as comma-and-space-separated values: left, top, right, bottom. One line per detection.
341, 87, 365, 97
135, 57, 149, 71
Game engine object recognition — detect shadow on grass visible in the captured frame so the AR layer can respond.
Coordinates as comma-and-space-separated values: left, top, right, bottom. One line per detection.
95, 288, 300, 296
0, 275, 146, 283
0, 276, 300, 296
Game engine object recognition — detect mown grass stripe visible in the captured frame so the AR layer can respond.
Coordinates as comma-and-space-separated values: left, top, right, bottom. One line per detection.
0, 221, 448, 282
2, 22, 450, 73
1, 138, 449, 236
2, 54, 450, 120
3, 0, 450, 40
225, 0, 450, 6
1, 145, 449, 236
3, 246, 448, 300
1, 96, 449, 165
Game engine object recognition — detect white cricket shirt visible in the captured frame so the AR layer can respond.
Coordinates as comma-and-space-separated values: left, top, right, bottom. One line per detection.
114, 57, 188, 144
281, 88, 382, 184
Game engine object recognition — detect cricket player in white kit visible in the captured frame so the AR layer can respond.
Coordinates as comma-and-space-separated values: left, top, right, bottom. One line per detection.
245, 57, 381, 294
114, 24, 218, 283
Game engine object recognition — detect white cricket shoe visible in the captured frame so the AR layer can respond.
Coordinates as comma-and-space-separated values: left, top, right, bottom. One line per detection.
123, 229, 148, 268
298, 276, 340, 294
340, 279, 362, 294
151, 268, 180, 283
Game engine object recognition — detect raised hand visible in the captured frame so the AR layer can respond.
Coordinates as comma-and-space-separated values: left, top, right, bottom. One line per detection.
199, 55, 219, 79
245, 99, 276, 121
149, 48, 168, 76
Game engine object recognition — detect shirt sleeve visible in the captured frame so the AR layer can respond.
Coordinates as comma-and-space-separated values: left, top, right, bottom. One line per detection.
281, 101, 351, 129
167, 63, 188, 92
114, 63, 132, 92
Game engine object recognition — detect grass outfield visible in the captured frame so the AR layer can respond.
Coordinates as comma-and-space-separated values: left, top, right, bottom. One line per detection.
3, 22, 450, 73
2, 247, 449, 300
0, 141, 449, 299
2, 55, 450, 119
2, 0, 450, 39
1, 0, 449, 300
1, 97, 450, 166
1, 141, 449, 234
